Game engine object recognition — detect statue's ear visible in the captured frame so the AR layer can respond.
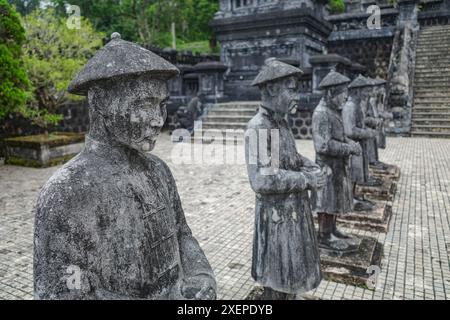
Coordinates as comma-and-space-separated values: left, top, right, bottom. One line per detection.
266, 83, 277, 97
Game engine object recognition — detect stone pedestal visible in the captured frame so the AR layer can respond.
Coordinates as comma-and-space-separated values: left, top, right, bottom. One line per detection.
337, 200, 392, 232
320, 236, 383, 288
370, 163, 401, 181
355, 177, 397, 201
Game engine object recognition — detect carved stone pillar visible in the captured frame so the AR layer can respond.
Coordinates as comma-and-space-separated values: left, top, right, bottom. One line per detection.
385, 0, 420, 135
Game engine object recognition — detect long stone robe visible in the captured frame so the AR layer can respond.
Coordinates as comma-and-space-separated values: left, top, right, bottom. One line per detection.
34, 137, 215, 300
311, 99, 353, 215
365, 96, 380, 164
245, 106, 322, 294
342, 96, 374, 184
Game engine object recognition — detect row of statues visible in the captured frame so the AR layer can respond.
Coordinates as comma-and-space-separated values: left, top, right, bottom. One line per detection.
245, 58, 391, 299
34, 34, 390, 300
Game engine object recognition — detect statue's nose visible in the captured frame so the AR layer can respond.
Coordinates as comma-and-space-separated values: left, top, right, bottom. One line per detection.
150, 116, 164, 128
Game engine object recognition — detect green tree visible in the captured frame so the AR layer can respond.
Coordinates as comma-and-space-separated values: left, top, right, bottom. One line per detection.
50, 0, 219, 50
22, 8, 104, 130
328, 0, 345, 14
0, 0, 30, 120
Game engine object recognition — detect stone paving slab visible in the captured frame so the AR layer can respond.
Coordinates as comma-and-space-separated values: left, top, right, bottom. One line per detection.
0, 133, 449, 300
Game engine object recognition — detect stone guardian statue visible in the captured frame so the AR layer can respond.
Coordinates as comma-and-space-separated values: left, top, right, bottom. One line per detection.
34, 33, 216, 300
342, 75, 379, 210
311, 70, 362, 254
245, 58, 326, 299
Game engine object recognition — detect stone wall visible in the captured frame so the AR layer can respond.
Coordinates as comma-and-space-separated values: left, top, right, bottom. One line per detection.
328, 37, 393, 79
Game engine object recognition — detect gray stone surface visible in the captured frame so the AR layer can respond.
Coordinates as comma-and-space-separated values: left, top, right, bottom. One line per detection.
343, 76, 377, 185
244, 59, 325, 297
1, 135, 450, 300
34, 34, 216, 300
312, 71, 361, 253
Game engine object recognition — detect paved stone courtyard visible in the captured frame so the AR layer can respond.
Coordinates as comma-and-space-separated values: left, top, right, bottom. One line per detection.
0, 132, 449, 300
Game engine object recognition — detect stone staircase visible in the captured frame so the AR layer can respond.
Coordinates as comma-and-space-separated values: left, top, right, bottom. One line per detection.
202, 101, 260, 130
412, 25, 450, 138
194, 101, 260, 143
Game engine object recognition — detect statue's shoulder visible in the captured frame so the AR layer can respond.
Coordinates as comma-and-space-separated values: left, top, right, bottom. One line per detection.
246, 110, 271, 131
312, 102, 328, 119
36, 152, 98, 216
343, 97, 356, 109
144, 153, 174, 180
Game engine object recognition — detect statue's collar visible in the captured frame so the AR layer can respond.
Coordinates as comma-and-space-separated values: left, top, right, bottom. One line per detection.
84, 135, 149, 169
260, 105, 287, 124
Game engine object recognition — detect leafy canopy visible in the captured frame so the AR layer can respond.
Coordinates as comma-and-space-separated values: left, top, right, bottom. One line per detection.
0, 0, 30, 120
21, 8, 104, 128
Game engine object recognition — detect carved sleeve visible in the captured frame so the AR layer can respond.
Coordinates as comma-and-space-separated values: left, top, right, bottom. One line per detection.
244, 128, 310, 194
312, 111, 352, 158
343, 103, 373, 140
34, 182, 98, 300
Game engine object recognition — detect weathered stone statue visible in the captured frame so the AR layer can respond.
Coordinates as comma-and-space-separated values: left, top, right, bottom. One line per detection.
311, 70, 362, 254
373, 78, 389, 150
342, 75, 379, 209
364, 78, 384, 167
34, 33, 216, 300
245, 58, 326, 299
175, 93, 204, 134
342, 75, 378, 185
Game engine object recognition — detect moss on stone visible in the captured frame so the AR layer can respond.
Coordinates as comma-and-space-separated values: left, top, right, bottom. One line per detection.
5, 153, 77, 168
5, 132, 85, 149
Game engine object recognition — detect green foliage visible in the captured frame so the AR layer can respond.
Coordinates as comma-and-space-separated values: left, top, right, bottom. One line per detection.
178, 40, 216, 54
22, 8, 104, 128
0, 0, 31, 120
51, 0, 219, 49
328, 0, 345, 14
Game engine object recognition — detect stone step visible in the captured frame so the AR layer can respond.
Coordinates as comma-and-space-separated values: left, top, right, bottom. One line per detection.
208, 109, 257, 117
214, 101, 260, 110
413, 106, 450, 112
414, 85, 450, 90
411, 118, 450, 125
208, 107, 258, 115
411, 131, 450, 138
410, 124, 450, 132
417, 35, 449, 42
190, 129, 245, 145
412, 112, 450, 119
414, 67, 450, 72
203, 115, 252, 123
414, 80, 450, 86
414, 74, 450, 80
419, 31, 450, 37
418, 33, 450, 39
414, 91, 450, 98
414, 97, 450, 104
415, 57, 450, 63
202, 122, 248, 130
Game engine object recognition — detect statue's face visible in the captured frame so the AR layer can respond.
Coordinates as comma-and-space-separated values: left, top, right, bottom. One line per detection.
95, 76, 169, 153
265, 76, 300, 114
328, 84, 348, 111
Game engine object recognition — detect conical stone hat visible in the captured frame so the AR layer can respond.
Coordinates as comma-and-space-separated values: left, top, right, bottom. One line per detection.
68, 33, 180, 96
251, 58, 303, 87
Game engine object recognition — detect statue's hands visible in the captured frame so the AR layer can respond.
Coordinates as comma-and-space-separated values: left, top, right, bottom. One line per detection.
181, 275, 216, 300
304, 169, 327, 190
349, 141, 362, 156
